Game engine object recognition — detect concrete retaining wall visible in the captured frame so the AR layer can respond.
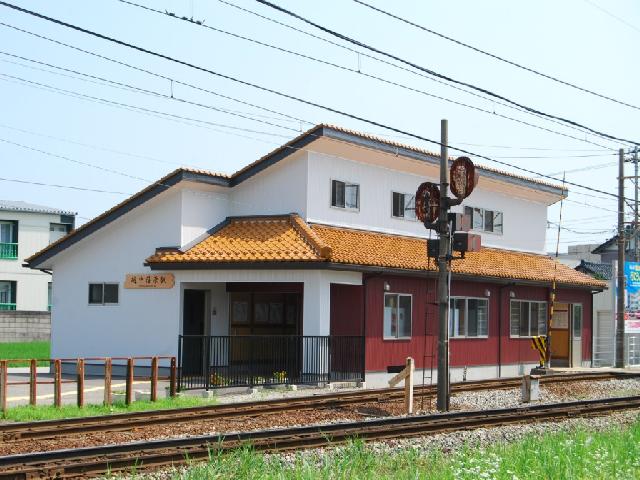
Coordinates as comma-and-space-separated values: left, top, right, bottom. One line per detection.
0, 310, 50, 342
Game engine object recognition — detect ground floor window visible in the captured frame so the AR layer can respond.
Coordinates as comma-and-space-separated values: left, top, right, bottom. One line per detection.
572, 304, 583, 339
88, 283, 119, 305
383, 293, 412, 339
510, 300, 547, 337
0, 280, 16, 310
450, 297, 489, 337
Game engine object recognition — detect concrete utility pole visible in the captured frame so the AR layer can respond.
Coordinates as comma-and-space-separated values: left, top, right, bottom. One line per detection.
436, 119, 450, 412
616, 148, 626, 368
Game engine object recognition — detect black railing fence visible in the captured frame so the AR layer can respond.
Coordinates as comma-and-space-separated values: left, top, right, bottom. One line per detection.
178, 335, 365, 390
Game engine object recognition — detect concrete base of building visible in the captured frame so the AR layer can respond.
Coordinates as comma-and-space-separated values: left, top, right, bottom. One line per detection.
364, 363, 539, 389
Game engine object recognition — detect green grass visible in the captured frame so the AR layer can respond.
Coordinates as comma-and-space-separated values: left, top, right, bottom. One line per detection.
164, 416, 640, 479
0, 341, 50, 366
2, 395, 217, 422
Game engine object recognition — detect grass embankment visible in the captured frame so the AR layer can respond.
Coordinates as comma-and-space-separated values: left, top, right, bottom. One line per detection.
173, 417, 640, 479
2, 396, 217, 422
0, 341, 50, 366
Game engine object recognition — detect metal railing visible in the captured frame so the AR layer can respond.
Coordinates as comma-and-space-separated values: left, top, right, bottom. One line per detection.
178, 335, 365, 390
0, 303, 16, 311
0, 242, 18, 259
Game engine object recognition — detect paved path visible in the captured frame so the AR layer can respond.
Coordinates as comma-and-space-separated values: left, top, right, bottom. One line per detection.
5, 373, 170, 407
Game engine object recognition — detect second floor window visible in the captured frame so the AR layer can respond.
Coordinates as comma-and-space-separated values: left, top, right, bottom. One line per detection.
392, 192, 416, 220
0, 221, 18, 260
50, 223, 70, 244
331, 180, 359, 210
510, 300, 547, 337
450, 297, 489, 337
464, 206, 503, 234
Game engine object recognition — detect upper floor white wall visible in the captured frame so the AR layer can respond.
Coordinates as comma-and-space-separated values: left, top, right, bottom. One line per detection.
305, 150, 549, 253
230, 151, 308, 218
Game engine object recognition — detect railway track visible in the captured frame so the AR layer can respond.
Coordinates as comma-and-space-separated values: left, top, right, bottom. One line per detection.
1, 394, 639, 479
0, 371, 636, 442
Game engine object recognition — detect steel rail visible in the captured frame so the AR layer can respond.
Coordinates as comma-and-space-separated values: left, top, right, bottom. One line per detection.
1, 395, 639, 479
0, 372, 636, 442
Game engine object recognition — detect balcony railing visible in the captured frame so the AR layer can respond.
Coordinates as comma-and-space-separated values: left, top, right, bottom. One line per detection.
0, 243, 18, 260
0, 303, 16, 311
178, 335, 365, 391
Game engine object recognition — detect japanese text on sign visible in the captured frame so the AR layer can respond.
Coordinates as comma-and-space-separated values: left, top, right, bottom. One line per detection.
124, 273, 175, 289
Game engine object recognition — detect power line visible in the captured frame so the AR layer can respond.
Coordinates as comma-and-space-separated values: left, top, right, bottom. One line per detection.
352, 0, 640, 112
2, 19, 614, 155
252, 0, 639, 147
213, 0, 619, 151
0, 73, 293, 140
583, 0, 640, 34
0, 2, 628, 202
0, 176, 131, 194
115, 0, 615, 150
0, 21, 312, 127
0, 52, 299, 135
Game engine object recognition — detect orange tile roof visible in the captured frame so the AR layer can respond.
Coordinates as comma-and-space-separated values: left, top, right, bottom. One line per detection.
146, 215, 329, 264
311, 224, 604, 288
147, 215, 605, 289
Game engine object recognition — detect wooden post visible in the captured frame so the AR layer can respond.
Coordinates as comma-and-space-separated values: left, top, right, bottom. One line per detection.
0, 360, 7, 414
54, 359, 62, 408
388, 357, 415, 415
29, 359, 37, 406
169, 356, 177, 397
76, 359, 85, 408
150, 356, 158, 402
125, 358, 134, 406
404, 357, 415, 415
104, 358, 112, 406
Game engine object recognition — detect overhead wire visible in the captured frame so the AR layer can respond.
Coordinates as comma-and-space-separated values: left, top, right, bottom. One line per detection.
0, 21, 311, 127
114, 0, 616, 150
0, 2, 626, 203
352, 0, 640, 112
212, 0, 621, 151
0, 176, 131, 195
252, 0, 639, 147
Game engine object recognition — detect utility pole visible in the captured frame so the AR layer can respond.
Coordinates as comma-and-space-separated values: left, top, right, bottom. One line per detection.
634, 148, 639, 262
436, 119, 450, 412
616, 148, 626, 368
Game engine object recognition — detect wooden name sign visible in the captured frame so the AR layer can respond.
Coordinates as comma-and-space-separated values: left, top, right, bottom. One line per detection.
125, 273, 175, 289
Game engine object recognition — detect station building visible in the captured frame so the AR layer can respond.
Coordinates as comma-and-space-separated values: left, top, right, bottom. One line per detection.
25, 125, 606, 387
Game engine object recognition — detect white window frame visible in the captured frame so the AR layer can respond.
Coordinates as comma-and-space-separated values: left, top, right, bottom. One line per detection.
391, 191, 417, 221
510, 300, 548, 338
330, 179, 360, 211
572, 303, 583, 340
383, 292, 412, 340
449, 296, 489, 339
464, 206, 503, 235
88, 282, 119, 306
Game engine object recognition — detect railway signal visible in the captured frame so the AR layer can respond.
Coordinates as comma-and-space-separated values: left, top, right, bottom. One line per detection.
416, 120, 480, 412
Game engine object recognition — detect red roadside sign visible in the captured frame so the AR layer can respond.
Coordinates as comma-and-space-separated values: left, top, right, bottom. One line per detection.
450, 156, 478, 199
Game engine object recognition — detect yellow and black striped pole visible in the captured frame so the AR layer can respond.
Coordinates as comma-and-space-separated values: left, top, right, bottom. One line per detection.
531, 335, 547, 367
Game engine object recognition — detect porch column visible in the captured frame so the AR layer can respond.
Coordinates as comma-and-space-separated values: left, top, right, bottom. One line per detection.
302, 273, 331, 382
303, 273, 331, 336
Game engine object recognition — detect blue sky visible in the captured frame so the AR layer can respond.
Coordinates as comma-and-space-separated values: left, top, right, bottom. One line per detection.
0, 0, 638, 251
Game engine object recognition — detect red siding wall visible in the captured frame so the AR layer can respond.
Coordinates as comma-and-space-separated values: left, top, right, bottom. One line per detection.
330, 284, 364, 336
331, 274, 595, 373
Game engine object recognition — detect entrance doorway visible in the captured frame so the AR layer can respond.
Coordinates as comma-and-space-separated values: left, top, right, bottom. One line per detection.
550, 303, 583, 368
182, 289, 207, 374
